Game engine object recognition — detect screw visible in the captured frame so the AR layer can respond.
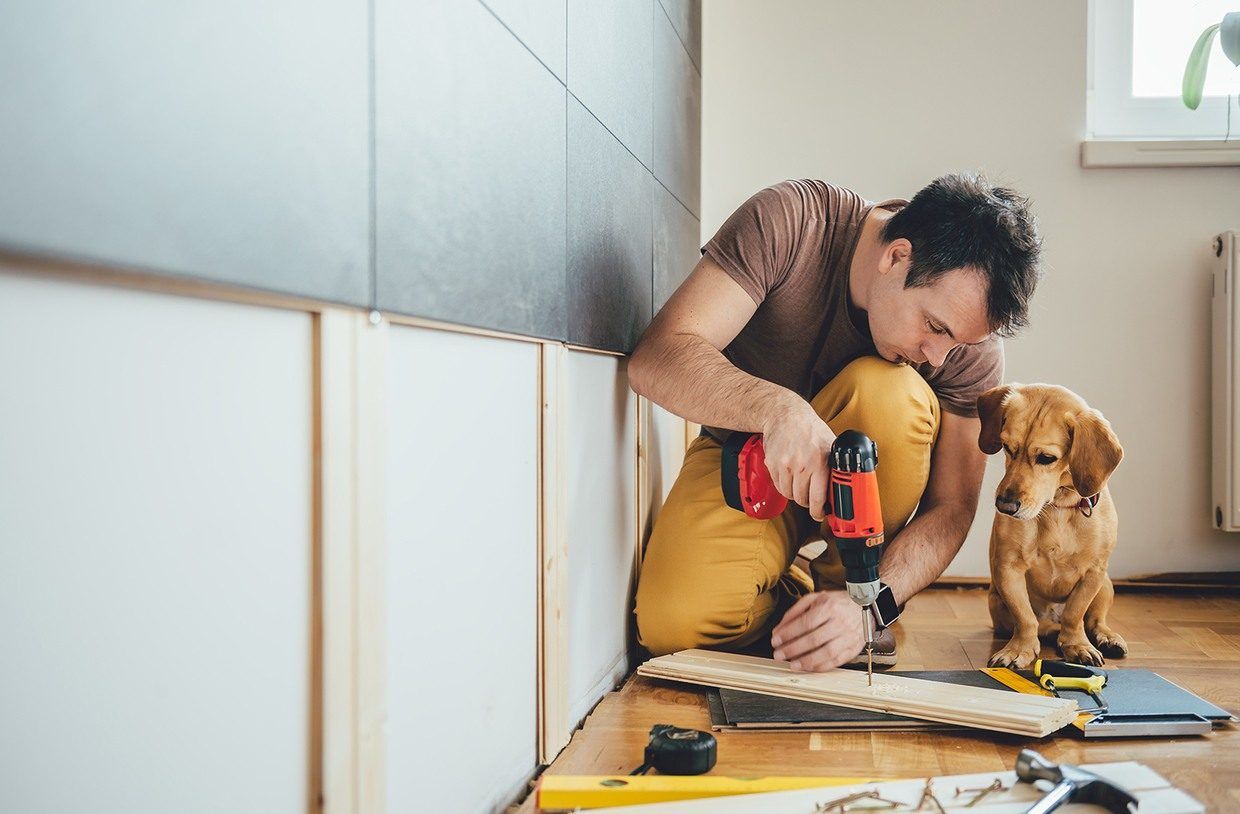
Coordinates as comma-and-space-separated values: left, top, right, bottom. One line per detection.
915, 779, 947, 813
813, 789, 899, 812
954, 779, 1007, 807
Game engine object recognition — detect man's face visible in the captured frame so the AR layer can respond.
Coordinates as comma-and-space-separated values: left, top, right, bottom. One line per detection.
866, 248, 993, 367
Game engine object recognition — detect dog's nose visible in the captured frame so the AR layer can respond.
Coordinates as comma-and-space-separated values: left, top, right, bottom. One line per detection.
996, 494, 1021, 516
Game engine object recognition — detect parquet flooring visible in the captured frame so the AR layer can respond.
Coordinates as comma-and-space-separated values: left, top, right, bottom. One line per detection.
516, 587, 1240, 812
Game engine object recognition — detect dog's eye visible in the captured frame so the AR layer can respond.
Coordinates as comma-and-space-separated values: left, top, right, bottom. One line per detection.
1036, 453, 1057, 465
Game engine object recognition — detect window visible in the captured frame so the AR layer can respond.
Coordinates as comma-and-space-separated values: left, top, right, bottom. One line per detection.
1089, 0, 1239, 140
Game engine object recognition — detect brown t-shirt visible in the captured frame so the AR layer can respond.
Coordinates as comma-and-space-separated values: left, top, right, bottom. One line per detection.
701, 179, 1004, 440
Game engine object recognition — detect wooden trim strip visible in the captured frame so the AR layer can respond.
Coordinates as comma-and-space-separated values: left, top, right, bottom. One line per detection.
565, 342, 626, 358
354, 316, 387, 814
318, 309, 359, 814
538, 343, 571, 763
382, 311, 556, 347
635, 395, 650, 574
308, 315, 326, 814
318, 310, 387, 814
637, 650, 1078, 737
0, 250, 331, 314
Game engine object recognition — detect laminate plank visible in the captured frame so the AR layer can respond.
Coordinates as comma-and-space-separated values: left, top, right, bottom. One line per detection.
639, 650, 1078, 736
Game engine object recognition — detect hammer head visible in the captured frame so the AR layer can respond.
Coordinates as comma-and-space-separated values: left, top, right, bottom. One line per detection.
1015, 749, 1139, 813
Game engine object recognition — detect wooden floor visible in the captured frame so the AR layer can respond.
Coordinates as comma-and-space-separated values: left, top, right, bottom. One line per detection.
516, 587, 1240, 812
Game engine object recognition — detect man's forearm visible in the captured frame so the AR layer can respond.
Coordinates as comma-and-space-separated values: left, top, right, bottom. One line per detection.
877, 503, 973, 606
629, 333, 804, 433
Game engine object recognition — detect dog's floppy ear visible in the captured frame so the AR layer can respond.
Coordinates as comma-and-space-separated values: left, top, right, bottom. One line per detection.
976, 385, 1013, 454
1067, 408, 1123, 498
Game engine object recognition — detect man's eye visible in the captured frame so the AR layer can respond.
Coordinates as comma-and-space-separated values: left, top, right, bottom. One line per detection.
927, 320, 946, 335
1036, 453, 1057, 465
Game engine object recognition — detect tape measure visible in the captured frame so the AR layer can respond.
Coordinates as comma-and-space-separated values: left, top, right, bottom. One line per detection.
629, 725, 717, 776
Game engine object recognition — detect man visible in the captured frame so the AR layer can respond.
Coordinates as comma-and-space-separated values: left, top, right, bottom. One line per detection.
629, 174, 1042, 672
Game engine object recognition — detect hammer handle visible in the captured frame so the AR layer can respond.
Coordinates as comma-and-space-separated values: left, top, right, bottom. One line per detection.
1023, 781, 1075, 814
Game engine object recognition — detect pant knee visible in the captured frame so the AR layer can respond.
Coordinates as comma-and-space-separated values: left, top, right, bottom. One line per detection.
635, 587, 767, 657
811, 356, 941, 534
813, 356, 939, 445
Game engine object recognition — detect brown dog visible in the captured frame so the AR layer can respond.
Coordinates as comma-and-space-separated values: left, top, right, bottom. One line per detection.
976, 383, 1127, 668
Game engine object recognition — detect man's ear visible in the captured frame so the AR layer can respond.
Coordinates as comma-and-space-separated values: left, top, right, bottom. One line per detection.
881, 237, 912, 275
1067, 408, 1123, 498
976, 385, 1014, 454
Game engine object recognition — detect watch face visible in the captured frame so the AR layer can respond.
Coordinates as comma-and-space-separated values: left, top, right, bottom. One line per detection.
875, 586, 900, 627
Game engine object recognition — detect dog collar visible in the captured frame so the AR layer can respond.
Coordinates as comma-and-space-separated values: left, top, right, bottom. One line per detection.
1052, 492, 1099, 516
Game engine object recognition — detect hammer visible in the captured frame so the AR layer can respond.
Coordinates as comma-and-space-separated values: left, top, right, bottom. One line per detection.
1016, 749, 1138, 814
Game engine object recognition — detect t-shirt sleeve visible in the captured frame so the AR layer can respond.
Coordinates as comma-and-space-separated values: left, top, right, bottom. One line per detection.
920, 336, 1005, 417
701, 181, 806, 305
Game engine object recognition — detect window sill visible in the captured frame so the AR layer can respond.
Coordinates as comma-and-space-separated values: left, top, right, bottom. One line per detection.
1081, 139, 1240, 168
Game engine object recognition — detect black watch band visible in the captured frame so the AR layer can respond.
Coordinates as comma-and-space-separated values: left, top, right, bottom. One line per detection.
870, 583, 901, 630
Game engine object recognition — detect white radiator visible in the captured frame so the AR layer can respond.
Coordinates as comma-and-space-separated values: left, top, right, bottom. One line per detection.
1211, 230, 1240, 531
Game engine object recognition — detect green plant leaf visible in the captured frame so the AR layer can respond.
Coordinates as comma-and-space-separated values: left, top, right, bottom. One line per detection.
1183, 23, 1221, 109
1222, 12, 1240, 67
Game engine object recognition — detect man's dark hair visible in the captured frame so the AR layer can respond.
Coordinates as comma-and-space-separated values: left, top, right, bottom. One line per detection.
879, 172, 1042, 337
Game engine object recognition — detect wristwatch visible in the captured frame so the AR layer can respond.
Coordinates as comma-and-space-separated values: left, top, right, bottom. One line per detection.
869, 582, 901, 630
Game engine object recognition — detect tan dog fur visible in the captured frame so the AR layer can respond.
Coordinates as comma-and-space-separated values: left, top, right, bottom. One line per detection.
976, 383, 1128, 668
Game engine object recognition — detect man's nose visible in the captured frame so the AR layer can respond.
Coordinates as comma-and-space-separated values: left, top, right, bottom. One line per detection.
996, 493, 1021, 516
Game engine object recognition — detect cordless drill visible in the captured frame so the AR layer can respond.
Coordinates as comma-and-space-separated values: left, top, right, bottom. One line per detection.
721, 429, 885, 682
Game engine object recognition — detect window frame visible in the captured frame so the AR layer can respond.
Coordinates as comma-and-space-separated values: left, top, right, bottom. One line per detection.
1088, 0, 1237, 140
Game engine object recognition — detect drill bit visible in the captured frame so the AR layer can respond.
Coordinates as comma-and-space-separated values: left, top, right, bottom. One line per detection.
862, 606, 874, 686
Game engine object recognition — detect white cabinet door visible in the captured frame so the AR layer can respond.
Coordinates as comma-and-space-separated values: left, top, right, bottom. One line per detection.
0, 273, 313, 813
384, 325, 539, 814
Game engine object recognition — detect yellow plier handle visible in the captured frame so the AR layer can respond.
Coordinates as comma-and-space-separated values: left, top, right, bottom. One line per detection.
1034, 660, 1109, 713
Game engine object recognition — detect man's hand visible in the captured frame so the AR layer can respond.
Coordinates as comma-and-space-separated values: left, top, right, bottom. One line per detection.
760, 400, 837, 522
771, 591, 865, 672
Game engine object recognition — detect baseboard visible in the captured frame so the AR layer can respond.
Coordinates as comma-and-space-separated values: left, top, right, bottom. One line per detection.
933, 573, 1240, 593
1117, 572, 1240, 592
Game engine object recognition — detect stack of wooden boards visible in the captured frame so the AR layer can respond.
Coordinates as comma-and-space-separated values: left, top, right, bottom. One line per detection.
637, 650, 1078, 737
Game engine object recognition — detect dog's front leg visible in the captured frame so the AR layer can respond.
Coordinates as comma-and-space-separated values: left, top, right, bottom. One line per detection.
988, 566, 1041, 669
1056, 567, 1107, 666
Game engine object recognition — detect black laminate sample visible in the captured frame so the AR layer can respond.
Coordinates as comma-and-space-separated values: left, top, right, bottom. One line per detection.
375, 0, 567, 340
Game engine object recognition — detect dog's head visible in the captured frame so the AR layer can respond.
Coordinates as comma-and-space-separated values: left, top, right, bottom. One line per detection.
976, 383, 1123, 520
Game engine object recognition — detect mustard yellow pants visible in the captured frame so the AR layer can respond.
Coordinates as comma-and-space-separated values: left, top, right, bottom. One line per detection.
634, 356, 942, 656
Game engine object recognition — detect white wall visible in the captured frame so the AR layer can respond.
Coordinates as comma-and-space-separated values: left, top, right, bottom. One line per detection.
0, 273, 312, 813
703, 0, 1240, 577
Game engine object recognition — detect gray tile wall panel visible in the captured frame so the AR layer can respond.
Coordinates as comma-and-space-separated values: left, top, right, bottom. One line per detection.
567, 0, 653, 168
653, 184, 699, 316
653, 4, 701, 217
0, 0, 370, 305
375, 0, 568, 341
658, 0, 701, 71
567, 98, 652, 353
481, 0, 567, 83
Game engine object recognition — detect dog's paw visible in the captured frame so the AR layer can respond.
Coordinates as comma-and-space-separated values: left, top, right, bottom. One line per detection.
1089, 628, 1128, 659
1058, 639, 1105, 666
988, 639, 1039, 669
